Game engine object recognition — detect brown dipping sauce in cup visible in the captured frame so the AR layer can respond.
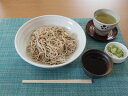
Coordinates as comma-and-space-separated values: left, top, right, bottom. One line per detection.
82, 49, 113, 78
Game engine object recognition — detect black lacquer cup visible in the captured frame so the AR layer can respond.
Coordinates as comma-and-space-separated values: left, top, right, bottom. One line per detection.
82, 49, 113, 78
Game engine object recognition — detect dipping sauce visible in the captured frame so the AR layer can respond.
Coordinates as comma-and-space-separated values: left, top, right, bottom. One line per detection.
83, 53, 108, 75
82, 49, 113, 78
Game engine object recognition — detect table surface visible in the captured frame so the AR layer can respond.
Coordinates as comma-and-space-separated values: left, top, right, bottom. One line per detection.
0, 0, 128, 45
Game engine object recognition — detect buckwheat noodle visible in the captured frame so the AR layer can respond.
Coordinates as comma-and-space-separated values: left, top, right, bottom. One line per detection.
26, 26, 77, 65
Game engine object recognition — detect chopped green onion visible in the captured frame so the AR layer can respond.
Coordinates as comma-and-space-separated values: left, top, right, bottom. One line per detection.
107, 45, 124, 58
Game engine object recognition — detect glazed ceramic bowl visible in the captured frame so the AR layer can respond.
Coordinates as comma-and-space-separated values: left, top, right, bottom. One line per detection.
15, 15, 86, 68
105, 42, 128, 63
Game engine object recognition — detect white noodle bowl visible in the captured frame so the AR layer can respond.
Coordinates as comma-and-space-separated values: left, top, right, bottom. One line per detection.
15, 15, 86, 68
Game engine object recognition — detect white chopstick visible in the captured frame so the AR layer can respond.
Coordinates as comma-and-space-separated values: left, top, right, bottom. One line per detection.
22, 79, 92, 84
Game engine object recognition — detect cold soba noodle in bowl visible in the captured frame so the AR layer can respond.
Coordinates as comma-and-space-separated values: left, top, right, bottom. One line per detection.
26, 26, 77, 65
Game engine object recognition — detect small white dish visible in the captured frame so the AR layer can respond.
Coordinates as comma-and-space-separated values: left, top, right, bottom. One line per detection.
104, 42, 128, 63
15, 15, 86, 68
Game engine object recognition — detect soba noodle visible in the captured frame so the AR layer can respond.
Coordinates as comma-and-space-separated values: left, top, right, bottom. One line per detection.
26, 26, 77, 65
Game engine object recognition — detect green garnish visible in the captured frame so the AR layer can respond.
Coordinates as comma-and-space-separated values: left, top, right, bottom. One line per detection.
107, 45, 124, 58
